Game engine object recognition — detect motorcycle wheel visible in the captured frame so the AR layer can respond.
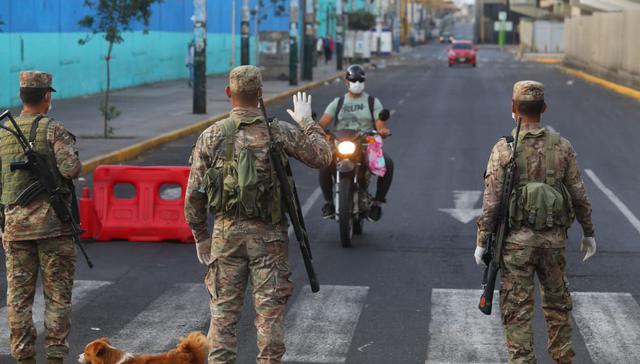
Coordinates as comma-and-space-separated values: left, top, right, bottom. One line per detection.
339, 176, 353, 248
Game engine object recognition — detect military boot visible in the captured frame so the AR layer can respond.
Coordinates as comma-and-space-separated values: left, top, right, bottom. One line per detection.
46, 358, 64, 364
17, 358, 36, 364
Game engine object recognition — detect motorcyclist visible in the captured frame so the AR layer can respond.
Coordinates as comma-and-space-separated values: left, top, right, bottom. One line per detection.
318, 64, 393, 221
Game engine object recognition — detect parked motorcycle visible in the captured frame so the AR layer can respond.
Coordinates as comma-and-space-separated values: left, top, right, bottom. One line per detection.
330, 109, 391, 247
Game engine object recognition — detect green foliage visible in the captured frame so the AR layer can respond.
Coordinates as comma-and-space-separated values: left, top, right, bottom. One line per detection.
99, 103, 120, 137
78, 0, 163, 46
346, 10, 376, 31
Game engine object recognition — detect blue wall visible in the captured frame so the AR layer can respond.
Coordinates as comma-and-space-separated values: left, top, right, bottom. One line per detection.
0, 0, 290, 108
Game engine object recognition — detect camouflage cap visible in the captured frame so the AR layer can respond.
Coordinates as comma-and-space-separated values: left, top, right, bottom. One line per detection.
229, 65, 262, 93
513, 80, 544, 101
19, 70, 56, 92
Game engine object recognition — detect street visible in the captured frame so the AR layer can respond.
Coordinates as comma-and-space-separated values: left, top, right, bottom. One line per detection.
2, 22, 640, 364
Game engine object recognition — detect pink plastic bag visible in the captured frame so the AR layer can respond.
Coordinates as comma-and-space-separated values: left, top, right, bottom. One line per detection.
366, 135, 386, 177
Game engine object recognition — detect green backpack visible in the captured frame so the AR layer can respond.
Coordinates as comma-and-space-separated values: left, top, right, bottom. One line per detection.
508, 130, 575, 231
202, 118, 282, 224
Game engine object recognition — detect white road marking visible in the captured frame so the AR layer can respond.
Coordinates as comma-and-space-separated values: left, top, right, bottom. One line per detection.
111, 283, 209, 353
584, 169, 640, 236
0, 280, 112, 354
439, 190, 483, 224
288, 187, 322, 237
284, 285, 369, 363
572, 292, 640, 363
425, 289, 507, 364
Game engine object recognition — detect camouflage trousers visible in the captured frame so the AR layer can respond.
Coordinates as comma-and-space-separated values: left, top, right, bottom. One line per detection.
205, 235, 294, 364
500, 242, 574, 364
2, 236, 76, 360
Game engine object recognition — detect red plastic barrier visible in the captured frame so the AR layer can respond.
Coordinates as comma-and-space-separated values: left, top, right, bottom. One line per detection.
80, 165, 194, 243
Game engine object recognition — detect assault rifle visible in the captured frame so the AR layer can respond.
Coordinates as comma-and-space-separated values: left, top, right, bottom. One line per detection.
478, 116, 522, 315
258, 97, 320, 293
0, 110, 94, 268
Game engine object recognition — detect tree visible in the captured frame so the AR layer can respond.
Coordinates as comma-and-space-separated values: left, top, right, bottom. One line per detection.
78, 0, 163, 138
346, 10, 376, 31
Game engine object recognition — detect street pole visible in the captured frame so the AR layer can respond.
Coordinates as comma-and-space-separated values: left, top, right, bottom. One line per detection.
302, 0, 314, 80
193, 0, 207, 114
241, 0, 250, 65
289, 1, 299, 85
231, 0, 236, 68
336, 0, 344, 70
254, 2, 260, 66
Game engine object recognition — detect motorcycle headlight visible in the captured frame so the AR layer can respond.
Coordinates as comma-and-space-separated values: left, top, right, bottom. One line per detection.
337, 141, 356, 155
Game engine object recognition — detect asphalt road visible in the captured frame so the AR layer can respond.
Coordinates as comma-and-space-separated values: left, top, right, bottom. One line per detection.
2, 22, 640, 364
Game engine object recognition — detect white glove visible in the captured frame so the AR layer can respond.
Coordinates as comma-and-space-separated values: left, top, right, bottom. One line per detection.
195, 238, 212, 265
474, 246, 487, 266
581, 236, 596, 262
286, 91, 313, 127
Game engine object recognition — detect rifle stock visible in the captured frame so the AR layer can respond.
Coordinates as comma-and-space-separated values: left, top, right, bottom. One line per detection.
478, 117, 522, 315
259, 98, 320, 293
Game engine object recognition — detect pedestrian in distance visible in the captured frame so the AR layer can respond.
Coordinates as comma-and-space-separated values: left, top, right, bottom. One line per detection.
186, 40, 195, 87
0, 71, 82, 364
184, 65, 332, 364
475, 80, 597, 364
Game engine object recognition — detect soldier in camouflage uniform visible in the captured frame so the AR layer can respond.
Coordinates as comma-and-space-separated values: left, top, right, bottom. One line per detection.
184, 65, 332, 364
1, 71, 82, 364
475, 81, 597, 364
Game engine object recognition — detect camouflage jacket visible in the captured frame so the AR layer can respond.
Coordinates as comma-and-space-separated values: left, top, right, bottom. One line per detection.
0, 112, 82, 241
185, 107, 332, 246
476, 123, 594, 248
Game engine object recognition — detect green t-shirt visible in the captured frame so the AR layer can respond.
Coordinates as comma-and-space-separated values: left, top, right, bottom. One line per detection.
324, 92, 383, 132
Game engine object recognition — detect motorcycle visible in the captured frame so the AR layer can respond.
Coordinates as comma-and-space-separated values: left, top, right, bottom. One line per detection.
330, 109, 391, 248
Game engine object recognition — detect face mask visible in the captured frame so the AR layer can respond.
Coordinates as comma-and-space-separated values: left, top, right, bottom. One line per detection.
348, 81, 365, 94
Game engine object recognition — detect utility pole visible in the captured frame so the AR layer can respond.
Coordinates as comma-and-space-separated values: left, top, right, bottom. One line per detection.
302, 0, 314, 80
336, 0, 344, 70
231, 0, 236, 68
254, 2, 260, 66
241, 0, 250, 65
193, 0, 207, 114
289, 1, 299, 85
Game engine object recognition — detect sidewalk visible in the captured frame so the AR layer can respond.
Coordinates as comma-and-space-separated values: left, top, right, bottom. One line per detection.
9, 59, 342, 173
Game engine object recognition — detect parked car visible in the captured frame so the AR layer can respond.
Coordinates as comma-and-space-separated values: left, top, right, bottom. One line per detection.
439, 32, 454, 43
448, 40, 477, 67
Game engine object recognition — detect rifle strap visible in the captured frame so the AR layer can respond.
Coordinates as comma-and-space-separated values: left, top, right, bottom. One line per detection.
29, 115, 46, 144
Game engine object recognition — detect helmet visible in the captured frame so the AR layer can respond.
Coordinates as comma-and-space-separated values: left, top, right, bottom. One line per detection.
345, 64, 366, 83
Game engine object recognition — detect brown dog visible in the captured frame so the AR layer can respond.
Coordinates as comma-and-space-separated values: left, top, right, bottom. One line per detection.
78, 331, 208, 364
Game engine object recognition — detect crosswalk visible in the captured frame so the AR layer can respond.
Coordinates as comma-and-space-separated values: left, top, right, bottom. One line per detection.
1, 282, 639, 363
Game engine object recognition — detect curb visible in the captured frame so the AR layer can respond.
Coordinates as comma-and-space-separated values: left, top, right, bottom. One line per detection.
81, 71, 343, 175
556, 65, 640, 102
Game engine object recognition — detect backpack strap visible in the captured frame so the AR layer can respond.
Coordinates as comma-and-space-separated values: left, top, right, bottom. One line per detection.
544, 131, 561, 186
515, 133, 529, 185
29, 115, 46, 143
334, 96, 345, 127
219, 118, 237, 161
368, 94, 375, 123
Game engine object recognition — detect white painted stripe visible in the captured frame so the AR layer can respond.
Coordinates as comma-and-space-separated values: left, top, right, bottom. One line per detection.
584, 169, 640, 235
0, 280, 112, 354
284, 285, 369, 363
288, 186, 322, 237
572, 292, 640, 363
425, 289, 507, 364
111, 283, 209, 353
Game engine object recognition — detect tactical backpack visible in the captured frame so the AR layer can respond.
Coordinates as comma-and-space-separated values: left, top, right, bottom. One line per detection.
334, 94, 376, 127
508, 130, 575, 231
202, 118, 282, 224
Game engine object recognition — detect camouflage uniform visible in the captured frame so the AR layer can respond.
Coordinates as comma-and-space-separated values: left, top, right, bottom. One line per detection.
476, 81, 594, 364
184, 66, 332, 364
0, 71, 81, 363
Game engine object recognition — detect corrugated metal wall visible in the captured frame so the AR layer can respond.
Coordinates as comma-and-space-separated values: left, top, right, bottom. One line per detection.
0, 0, 289, 108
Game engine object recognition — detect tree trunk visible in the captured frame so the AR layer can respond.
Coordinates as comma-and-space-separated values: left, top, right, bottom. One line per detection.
104, 42, 114, 138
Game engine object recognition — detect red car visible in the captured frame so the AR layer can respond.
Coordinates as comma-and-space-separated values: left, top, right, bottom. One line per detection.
448, 40, 477, 67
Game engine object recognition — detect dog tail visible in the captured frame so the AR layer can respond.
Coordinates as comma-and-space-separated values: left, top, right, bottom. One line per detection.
177, 331, 209, 364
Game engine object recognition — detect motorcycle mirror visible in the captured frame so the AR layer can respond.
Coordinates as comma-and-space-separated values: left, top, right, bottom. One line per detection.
378, 109, 390, 122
